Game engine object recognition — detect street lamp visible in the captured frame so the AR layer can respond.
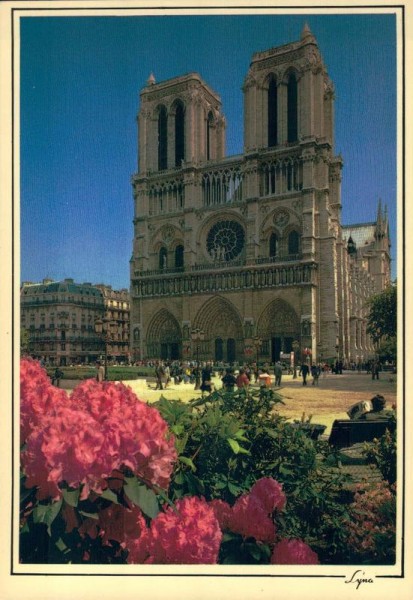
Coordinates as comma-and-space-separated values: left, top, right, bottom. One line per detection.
253, 336, 262, 366
292, 340, 300, 379
191, 328, 205, 390
95, 318, 118, 380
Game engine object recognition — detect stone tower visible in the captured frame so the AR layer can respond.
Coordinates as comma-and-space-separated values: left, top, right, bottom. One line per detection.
130, 25, 385, 365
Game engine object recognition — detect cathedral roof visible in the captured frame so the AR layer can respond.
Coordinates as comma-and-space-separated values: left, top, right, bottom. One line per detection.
342, 223, 376, 249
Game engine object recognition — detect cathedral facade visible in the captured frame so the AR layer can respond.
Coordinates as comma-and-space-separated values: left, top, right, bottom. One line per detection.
129, 25, 391, 365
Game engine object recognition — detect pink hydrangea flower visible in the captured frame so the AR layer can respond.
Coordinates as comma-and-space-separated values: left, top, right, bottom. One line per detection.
21, 370, 177, 500
209, 499, 232, 531
229, 494, 276, 543
147, 496, 222, 564
271, 539, 319, 564
20, 358, 68, 442
249, 477, 287, 513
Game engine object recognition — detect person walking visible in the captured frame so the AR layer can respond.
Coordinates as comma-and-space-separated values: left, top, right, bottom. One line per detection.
300, 362, 309, 386
311, 364, 320, 386
274, 361, 283, 387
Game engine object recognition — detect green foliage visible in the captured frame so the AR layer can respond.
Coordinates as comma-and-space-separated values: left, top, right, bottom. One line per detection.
154, 386, 352, 564
367, 283, 397, 344
363, 425, 397, 484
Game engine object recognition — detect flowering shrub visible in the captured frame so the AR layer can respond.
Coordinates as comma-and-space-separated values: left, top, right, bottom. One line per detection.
21, 374, 177, 501
22, 359, 387, 566
345, 482, 396, 564
20, 358, 67, 442
271, 539, 319, 565
146, 496, 222, 564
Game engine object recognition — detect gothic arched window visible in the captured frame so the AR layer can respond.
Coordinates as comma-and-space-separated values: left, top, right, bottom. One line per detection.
287, 72, 298, 143
288, 230, 300, 255
175, 101, 185, 167
268, 76, 278, 147
207, 111, 214, 160
158, 105, 168, 171
269, 233, 278, 257
159, 247, 167, 270
175, 245, 184, 270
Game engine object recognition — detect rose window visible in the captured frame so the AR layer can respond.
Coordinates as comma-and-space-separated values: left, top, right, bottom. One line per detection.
207, 220, 245, 262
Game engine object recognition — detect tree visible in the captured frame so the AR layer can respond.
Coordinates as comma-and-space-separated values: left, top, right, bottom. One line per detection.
366, 283, 397, 343
20, 327, 30, 356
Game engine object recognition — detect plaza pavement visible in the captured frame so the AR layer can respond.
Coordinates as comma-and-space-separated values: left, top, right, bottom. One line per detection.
59, 370, 397, 436
120, 370, 398, 435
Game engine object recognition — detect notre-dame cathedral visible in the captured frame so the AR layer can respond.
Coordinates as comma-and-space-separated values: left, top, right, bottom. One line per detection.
129, 24, 391, 365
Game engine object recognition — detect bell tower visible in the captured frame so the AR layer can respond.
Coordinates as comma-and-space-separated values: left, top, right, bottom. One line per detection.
243, 23, 335, 152
137, 72, 226, 175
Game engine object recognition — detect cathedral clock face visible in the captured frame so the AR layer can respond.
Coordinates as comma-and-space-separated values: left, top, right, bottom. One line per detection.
207, 220, 245, 261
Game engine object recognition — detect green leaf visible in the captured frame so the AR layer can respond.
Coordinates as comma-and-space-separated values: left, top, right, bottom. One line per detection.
179, 456, 196, 472
233, 429, 249, 442
99, 488, 119, 504
227, 438, 240, 454
78, 510, 99, 519
33, 500, 63, 535
55, 537, 69, 553
228, 482, 241, 496
62, 487, 80, 508
124, 477, 159, 519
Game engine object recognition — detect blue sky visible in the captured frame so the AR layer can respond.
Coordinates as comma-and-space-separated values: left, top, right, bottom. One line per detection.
20, 11, 398, 289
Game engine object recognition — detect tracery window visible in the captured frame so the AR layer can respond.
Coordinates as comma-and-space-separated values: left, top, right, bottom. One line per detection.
288, 230, 300, 255
175, 101, 185, 167
158, 105, 168, 171
159, 247, 167, 269
207, 220, 245, 262
268, 76, 278, 147
269, 232, 278, 257
287, 72, 298, 143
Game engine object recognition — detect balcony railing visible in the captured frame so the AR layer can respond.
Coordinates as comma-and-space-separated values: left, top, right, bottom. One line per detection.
134, 254, 302, 278
132, 262, 317, 298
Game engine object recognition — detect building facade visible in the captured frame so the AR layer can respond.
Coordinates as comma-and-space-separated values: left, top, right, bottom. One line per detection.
129, 25, 391, 365
21, 279, 131, 365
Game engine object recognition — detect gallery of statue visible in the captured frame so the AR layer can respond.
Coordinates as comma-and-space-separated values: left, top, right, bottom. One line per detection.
129, 25, 391, 365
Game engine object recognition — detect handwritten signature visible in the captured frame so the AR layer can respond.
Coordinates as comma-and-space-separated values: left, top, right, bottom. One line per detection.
345, 570, 374, 590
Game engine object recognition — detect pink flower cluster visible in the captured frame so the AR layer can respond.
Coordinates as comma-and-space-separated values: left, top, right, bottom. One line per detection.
20, 358, 67, 442
71, 496, 222, 564
210, 477, 286, 543
270, 538, 319, 565
20, 360, 177, 500
144, 496, 222, 564
209, 478, 319, 564
346, 482, 396, 557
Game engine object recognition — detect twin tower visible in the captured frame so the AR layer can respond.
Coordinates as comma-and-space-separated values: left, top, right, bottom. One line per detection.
130, 25, 390, 365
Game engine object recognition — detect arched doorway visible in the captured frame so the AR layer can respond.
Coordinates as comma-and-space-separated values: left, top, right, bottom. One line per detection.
146, 309, 181, 359
195, 296, 243, 363
257, 299, 300, 363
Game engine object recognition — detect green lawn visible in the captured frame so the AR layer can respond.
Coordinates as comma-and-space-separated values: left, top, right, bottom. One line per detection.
46, 365, 155, 381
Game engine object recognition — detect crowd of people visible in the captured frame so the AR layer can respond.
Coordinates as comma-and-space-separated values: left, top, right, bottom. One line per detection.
148, 359, 350, 391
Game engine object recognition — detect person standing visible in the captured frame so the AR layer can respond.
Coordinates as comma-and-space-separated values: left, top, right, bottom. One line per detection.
300, 362, 309, 386
96, 361, 104, 383
236, 368, 250, 389
221, 368, 237, 392
274, 361, 283, 387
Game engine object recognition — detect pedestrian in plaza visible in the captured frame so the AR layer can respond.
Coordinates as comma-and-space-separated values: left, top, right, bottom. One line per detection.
236, 367, 250, 389
200, 362, 213, 394
222, 368, 237, 392
274, 361, 283, 387
371, 361, 380, 380
155, 362, 165, 390
300, 362, 309, 386
311, 364, 320, 386
95, 361, 104, 383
